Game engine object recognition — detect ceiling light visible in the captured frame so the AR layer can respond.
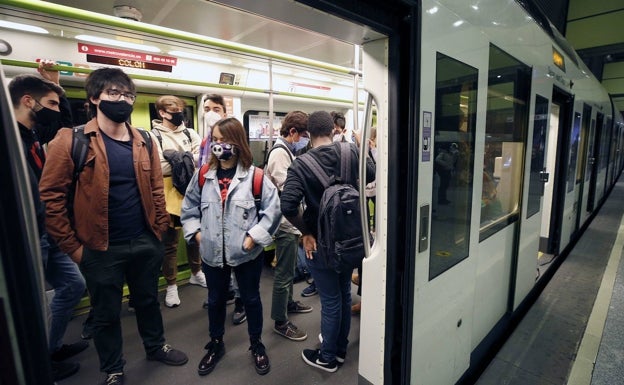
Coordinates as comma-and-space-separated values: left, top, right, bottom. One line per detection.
427, 7, 439, 14
0, 20, 48, 34
75, 34, 160, 52
169, 50, 232, 64
453, 20, 465, 27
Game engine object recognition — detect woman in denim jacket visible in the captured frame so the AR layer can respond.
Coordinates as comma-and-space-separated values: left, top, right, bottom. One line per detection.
181, 117, 280, 377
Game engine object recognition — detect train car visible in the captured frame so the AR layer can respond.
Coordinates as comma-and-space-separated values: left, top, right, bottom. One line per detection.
0, 0, 623, 384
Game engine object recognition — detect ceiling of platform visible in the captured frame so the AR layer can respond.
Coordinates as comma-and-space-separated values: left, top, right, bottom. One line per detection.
28, 0, 624, 116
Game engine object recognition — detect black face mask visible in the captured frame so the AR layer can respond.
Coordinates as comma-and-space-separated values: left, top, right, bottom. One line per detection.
32, 102, 61, 126
99, 100, 133, 123
166, 112, 185, 127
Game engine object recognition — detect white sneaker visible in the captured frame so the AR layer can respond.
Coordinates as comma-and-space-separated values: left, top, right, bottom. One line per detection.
165, 285, 180, 308
189, 271, 207, 288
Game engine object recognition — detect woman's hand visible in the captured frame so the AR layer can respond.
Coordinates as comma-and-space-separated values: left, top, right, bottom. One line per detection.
243, 235, 256, 251
194, 231, 201, 245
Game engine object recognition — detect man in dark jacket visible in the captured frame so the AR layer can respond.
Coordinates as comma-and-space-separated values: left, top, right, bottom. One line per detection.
9, 61, 87, 381
280, 111, 375, 372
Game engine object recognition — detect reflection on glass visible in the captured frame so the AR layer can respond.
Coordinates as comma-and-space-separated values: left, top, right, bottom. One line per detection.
479, 44, 531, 237
429, 53, 477, 280
567, 112, 581, 193
526, 95, 548, 218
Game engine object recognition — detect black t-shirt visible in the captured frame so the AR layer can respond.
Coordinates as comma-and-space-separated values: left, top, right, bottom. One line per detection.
216, 166, 236, 208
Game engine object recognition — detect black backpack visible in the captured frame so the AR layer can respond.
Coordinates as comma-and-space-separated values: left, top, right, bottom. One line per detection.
299, 142, 364, 270
163, 150, 195, 195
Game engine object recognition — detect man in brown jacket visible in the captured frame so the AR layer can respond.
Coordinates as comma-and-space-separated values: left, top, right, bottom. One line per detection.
40, 68, 187, 385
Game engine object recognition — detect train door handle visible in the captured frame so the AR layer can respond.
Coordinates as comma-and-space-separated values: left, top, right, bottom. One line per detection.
539, 170, 549, 183
588, 157, 595, 165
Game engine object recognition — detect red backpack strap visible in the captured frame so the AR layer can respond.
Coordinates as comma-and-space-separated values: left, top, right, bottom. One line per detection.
198, 163, 210, 188
252, 166, 263, 213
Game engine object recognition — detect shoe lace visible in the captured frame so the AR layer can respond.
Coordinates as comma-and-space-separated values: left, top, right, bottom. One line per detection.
250, 341, 265, 356
106, 373, 123, 384
161, 344, 172, 353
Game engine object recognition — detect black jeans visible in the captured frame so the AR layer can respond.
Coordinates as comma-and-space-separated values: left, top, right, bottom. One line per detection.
80, 231, 165, 373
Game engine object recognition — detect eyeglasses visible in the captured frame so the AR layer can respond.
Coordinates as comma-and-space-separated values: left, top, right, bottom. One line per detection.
104, 89, 136, 104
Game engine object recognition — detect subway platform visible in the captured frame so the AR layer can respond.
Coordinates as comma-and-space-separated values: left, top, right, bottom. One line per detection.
476, 177, 624, 385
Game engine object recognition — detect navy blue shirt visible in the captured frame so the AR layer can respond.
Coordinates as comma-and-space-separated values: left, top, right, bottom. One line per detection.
101, 131, 146, 242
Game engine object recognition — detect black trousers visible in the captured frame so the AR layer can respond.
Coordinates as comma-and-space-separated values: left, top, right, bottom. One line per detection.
80, 231, 165, 374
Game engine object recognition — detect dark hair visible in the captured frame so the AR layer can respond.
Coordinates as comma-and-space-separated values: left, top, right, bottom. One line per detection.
8, 74, 64, 108
279, 110, 308, 137
307, 111, 334, 138
204, 94, 226, 114
208, 117, 253, 169
85, 68, 135, 119
331, 111, 346, 129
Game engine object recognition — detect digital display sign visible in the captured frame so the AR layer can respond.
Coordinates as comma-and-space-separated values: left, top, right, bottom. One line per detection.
86, 54, 172, 72
552, 47, 566, 72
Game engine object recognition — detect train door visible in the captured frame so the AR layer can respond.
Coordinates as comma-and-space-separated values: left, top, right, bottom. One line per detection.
542, 87, 573, 255
0, 64, 53, 384
587, 112, 604, 211
514, 93, 549, 305
575, 105, 593, 228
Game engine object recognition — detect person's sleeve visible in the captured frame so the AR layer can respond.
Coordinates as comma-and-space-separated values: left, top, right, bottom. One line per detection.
181, 170, 202, 244
189, 129, 202, 166
247, 173, 281, 246
149, 130, 171, 176
149, 138, 169, 235
39, 129, 80, 255
266, 148, 291, 191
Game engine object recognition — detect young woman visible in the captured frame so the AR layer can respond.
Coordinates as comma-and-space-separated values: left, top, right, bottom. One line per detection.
181, 117, 280, 377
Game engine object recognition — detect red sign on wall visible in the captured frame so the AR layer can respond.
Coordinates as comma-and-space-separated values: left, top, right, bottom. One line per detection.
78, 43, 177, 66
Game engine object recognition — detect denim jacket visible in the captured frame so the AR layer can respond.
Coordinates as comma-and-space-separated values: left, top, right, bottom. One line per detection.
181, 163, 281, 267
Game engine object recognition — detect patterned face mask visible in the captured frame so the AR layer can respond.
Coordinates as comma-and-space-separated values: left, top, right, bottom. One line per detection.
210, 141, 236, 161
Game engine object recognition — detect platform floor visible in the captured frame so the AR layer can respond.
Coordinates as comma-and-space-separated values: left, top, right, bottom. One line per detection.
58, 268, 360, 385
476, 177, 624, 385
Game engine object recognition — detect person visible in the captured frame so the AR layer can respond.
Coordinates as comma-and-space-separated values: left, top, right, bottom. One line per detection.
265, 111, 313, 342
331, 111, 350, 142
150, 95, 206, 308
9, 62, 88, 382
39, 68, 188, 385
434, 143, 456, 205
199, 94, 245, 325
281, 111, 375, 372
181, 117, 281, 377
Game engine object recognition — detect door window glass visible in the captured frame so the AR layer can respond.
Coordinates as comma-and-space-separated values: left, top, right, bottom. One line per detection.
429, 53, 477, 280
526, 95, 548, 218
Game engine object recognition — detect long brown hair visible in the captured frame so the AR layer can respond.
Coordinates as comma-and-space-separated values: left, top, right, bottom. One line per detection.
208, 117, 253, 169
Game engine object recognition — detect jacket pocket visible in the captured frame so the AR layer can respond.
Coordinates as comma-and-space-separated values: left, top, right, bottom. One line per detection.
232, 200, 256, 230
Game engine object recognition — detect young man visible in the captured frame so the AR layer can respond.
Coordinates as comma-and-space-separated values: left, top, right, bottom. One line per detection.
281, 111, 375, 372
9, 62, 88, 382
265, 111, 313, 342
40, 68, 188, 385
151, 95, 205, 308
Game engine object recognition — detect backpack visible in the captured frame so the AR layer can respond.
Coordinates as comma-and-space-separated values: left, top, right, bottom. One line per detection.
299, 142, 365, 270
263, 142, 293, 168
151, 127, 192, 149
69, 125, 153, 216
162, 150, 195, 195
198, 163, 264, 215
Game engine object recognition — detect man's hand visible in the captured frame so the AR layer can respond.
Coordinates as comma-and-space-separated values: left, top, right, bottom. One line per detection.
243, 235, 255, 251
37, 59, 60, 85
70, 246, 84, 264
302, 234, 317, 259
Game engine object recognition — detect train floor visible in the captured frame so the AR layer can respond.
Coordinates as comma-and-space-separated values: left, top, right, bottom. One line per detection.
57, 267, 361, 385
476, 176, 624, 385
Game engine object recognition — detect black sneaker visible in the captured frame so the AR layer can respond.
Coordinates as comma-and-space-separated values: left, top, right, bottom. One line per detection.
287, 300, 313, 313
146, 344, 188, 366
50, 341, 89, 361
198, 340, 225, 376
273, 321, 308, 341
101, 372, 124, 385
51, 361, 79, 381
336, 351, 346, 365
249, 341, 270, 375
301, 349, 338, 373
226, 290, 236, 305
232, 300, 247, 325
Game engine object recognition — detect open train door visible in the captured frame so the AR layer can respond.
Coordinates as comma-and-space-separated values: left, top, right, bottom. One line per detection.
0, 62, 53, 384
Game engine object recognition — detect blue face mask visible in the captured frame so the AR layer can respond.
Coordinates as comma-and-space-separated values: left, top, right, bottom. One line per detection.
211, 141, 236, 161
292, 137, 310, 153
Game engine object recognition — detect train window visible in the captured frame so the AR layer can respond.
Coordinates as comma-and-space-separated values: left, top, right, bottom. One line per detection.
479, 44, 531, 239
429, 53, 477, 280
567, 112, 581, 193
527, 95, 549, 218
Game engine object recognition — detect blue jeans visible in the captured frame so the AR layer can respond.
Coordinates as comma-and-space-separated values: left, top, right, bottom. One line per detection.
308, 261, 352, 362
41, 234, 86, 352
203, 255, 263, 341
271, 230, 298, 322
